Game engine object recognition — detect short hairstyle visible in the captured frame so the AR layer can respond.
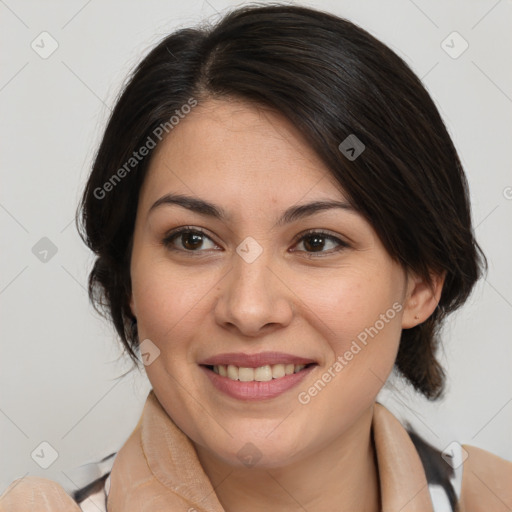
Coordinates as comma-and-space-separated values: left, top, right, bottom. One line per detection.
78, 3, 486, 400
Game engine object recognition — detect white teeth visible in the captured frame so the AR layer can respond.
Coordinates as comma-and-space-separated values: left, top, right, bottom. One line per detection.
254, 365, 272, 382
272, 364, 286, 379
212, 363, 310, 381
227, 364, 239, 380
238, 367, 254, 382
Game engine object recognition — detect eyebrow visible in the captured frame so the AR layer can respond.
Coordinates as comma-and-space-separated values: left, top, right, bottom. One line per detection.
149, 193, 354, 226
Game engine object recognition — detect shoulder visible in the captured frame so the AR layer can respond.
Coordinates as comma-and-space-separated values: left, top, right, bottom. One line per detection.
458, 444, 512, 512
0, 452, 116, 512
0, 474, 111, 512
0, 476, 82, 511
408, 431, 512, 511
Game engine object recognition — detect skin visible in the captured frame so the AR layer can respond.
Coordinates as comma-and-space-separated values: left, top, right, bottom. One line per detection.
129, 98, 444, 511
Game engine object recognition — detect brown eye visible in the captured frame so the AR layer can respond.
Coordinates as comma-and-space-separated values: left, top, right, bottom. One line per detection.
162, 228, 218, 252
180, 232, 205, 250
302, 233, 329, 252
293, 230, 349, 256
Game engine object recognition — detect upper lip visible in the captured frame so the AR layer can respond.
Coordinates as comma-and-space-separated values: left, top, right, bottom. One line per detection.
199, 351, 317, 368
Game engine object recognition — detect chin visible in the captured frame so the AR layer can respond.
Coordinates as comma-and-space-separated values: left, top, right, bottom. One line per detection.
202, 427, 309, 469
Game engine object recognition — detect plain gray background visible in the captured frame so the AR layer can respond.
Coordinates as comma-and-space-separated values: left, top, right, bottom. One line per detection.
1, 0, 511, 495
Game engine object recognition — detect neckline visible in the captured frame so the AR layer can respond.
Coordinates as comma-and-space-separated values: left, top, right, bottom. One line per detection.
140, 391, 433, 512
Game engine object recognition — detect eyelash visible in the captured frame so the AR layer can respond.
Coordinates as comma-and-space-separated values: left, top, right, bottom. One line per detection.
161, 226, 349, 258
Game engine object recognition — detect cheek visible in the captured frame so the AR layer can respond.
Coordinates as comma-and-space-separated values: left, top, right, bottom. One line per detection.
130, 252, 221, 348
130, 256, 219, 413
289, 273, 403, 439
293, 266, 404, 377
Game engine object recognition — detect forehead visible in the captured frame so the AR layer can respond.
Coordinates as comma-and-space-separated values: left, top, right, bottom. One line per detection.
139, 98, 347, 213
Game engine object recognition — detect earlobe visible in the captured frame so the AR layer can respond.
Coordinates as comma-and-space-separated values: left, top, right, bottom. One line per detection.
401, 270, 445, 329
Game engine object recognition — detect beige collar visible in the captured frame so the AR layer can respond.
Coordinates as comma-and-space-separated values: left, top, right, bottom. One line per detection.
3, 389, 512, 511
106, 390, 434, 511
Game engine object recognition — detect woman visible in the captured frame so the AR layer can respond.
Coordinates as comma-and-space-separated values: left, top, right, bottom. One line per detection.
1, 4, 510, 511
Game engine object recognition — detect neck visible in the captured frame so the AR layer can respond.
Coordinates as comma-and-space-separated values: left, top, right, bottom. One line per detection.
194, 405, 380, 512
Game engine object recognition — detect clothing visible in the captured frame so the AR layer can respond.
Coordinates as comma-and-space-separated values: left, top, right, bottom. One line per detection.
74, 439, 463, 511
1, 389, 511, 511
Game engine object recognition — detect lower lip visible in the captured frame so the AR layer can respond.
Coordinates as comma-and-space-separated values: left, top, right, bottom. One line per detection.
200, 365, 316, 401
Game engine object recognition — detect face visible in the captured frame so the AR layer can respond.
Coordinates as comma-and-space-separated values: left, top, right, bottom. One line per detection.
130, 98, 415, 469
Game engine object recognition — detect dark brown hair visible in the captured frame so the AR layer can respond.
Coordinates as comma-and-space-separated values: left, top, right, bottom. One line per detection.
78, 3, 486, 399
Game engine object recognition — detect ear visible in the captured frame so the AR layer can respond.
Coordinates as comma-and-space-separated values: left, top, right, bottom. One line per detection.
401, 270, 445, 329
129, 294, 137, 318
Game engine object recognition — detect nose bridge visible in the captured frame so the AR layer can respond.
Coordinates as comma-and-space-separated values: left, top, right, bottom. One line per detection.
232, 247, 271, 300
215, 241, 293, 335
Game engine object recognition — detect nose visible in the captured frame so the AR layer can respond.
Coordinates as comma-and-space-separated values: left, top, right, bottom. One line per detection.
214, 249, 294, 337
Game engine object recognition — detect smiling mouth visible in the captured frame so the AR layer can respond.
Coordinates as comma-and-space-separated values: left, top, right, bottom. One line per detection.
202, 363, 317, 382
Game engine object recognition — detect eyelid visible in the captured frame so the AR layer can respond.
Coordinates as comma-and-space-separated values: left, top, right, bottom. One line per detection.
290, 228, 348, 245
162, 226, 350, 255
289, 228, 350, 256
162, 226, 221, 252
